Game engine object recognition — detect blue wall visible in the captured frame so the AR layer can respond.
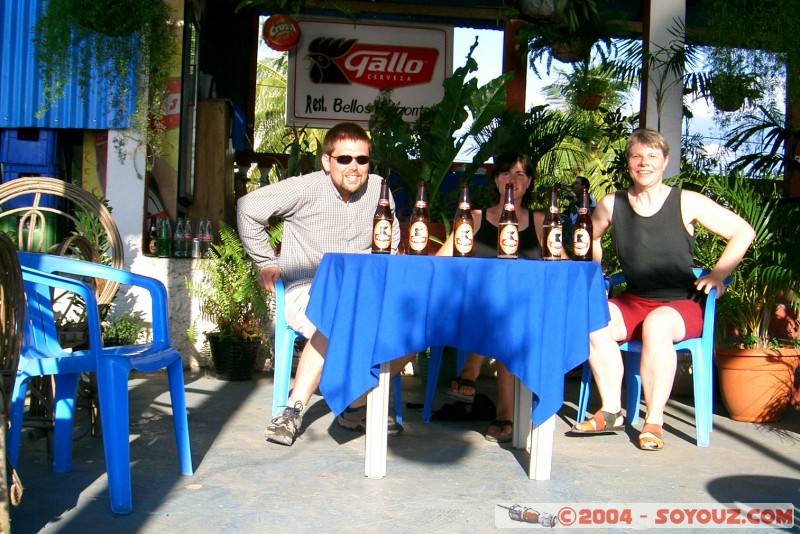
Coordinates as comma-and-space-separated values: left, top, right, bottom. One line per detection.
0, 0, 137, 130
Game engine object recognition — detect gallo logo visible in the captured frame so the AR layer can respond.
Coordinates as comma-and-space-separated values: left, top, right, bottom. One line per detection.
305, 37, 438, 89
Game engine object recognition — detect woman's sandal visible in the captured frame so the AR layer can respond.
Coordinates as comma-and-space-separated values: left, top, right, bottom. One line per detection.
570, 410, 625, 434
638, 423, 664, 451
485, 419, 513, 443
446, 376, 477, 404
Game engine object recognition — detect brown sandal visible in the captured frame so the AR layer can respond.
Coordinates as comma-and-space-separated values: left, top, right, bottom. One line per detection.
570, 410, 625, 434
638, 423, 664, 450
485, 419, 513, 443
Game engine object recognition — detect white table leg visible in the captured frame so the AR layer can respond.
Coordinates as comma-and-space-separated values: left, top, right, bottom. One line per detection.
513, 377, 554, 481
513, 377, 532, 449
365, 361, 390, 479
528, 414, 555, 481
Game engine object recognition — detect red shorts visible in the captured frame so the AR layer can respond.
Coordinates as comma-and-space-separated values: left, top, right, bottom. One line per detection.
610, 292, 704, 343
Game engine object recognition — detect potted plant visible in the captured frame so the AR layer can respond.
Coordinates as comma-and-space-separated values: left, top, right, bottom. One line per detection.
548, 58, 628, 111
187, 222, 269, 381
33, 0, 179, 158
515, 0, 622, 77
694, 172, 800, 423
102, 310, 148, 347
701, 46, 763, 114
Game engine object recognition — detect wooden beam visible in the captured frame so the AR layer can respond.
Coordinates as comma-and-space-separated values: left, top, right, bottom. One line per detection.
302, 1, 517, 24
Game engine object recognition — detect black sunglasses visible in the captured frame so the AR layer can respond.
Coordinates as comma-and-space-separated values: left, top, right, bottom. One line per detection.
331, 154, 370, 165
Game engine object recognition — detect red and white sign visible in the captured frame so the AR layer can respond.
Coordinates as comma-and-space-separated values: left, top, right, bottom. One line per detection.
287, 18, 453, 128
263, 15, 300, 52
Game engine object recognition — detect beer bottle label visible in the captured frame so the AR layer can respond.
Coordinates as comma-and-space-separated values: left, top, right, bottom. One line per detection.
148, 238, 158, 255
373, 220, 392, 251
415, 200, 427, 208
577, 207, 588, 215
409, 221, 429, 252
549, 205, 559, 214
379, 199, 390, 206
573, 228, 591, 257
454, 222, 473, 254
504, 203, 514, 211
458, 202, 470, 210
499, 225, 519, 255
545, 226, 563, 257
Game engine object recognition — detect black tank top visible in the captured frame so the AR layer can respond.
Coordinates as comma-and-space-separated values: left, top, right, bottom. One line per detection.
611, 188, 697, 301
472, 209, 542, 259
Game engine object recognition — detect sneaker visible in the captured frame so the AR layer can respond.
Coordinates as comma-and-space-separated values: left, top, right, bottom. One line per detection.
265, 400, 304, 446
336, 403, 403, 435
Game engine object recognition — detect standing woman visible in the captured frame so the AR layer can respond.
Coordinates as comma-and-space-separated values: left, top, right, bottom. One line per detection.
438, 151, 564, 442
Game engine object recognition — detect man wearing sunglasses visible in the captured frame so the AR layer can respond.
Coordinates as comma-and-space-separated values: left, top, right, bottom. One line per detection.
238, 122, 409, 446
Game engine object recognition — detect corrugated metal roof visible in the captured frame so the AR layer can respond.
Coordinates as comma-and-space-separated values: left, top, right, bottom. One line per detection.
0, 0, 137, 130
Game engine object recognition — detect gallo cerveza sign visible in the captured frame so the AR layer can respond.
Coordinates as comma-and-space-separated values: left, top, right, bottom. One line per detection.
287, 18, 453, 129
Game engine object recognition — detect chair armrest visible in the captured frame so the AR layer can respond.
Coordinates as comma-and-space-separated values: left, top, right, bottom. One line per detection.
17, 252, 171, 346
20, 265, 104, 351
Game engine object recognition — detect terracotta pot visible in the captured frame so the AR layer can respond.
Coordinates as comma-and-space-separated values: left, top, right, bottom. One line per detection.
715, 347, 800, 423
577, 91, 604, 111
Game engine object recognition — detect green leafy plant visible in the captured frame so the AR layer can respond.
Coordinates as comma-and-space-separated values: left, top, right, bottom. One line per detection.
693, 173, 798, 349
33, 0, 179, 160
187, 222, 269, 340
369, 38, 512, 222
707, 71, 762, 113
102, 310, 148, 346
516, 0, 623, 77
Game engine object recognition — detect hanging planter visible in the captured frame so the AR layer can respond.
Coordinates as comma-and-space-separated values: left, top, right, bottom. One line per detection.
577, 91, 604, 110
550, 38, 593, 64
518, 0, 569, 22
708, 71, 761, 112
715, 347, 800, 423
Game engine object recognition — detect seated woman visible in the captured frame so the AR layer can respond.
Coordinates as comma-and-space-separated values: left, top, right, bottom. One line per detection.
570, 128, 755, 450
437, 151, 566, 442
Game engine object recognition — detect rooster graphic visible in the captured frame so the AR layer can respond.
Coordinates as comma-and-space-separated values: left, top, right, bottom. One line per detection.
305, 37, 357, 84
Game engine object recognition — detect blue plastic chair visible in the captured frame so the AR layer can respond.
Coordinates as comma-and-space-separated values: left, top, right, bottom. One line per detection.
422, 346, 470, 423
576, 268, 728, 447
12, 252, 193, 514
271, 278, 404, 423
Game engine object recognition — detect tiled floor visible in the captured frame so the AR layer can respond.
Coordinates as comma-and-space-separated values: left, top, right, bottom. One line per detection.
8, 369, 800, 533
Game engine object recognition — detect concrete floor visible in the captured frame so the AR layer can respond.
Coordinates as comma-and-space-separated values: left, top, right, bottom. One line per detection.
7, 368, 800, 533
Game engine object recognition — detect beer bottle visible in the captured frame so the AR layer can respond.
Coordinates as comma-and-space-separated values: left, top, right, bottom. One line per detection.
372, 178, 393, 254
572, 186, 593, 261
541, 187, 563, 260
408, 181, 430, 255
497, 183, 519, 259
453, 182, 473, 257
146, 220, 158, 257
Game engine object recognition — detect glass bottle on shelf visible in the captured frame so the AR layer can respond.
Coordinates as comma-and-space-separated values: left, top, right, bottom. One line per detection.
182, 217, 193, 258
157, 216, 172, 258
200, 219, 213, 258
146, 219, 158, 257
173, 217, 185, 258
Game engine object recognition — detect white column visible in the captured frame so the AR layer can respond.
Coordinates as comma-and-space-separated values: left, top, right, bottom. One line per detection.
105, 129, 148, 270
641, 0, 685, 178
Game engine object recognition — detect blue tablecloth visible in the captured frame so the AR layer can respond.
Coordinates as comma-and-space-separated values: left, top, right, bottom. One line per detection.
306, 253, 610, 426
